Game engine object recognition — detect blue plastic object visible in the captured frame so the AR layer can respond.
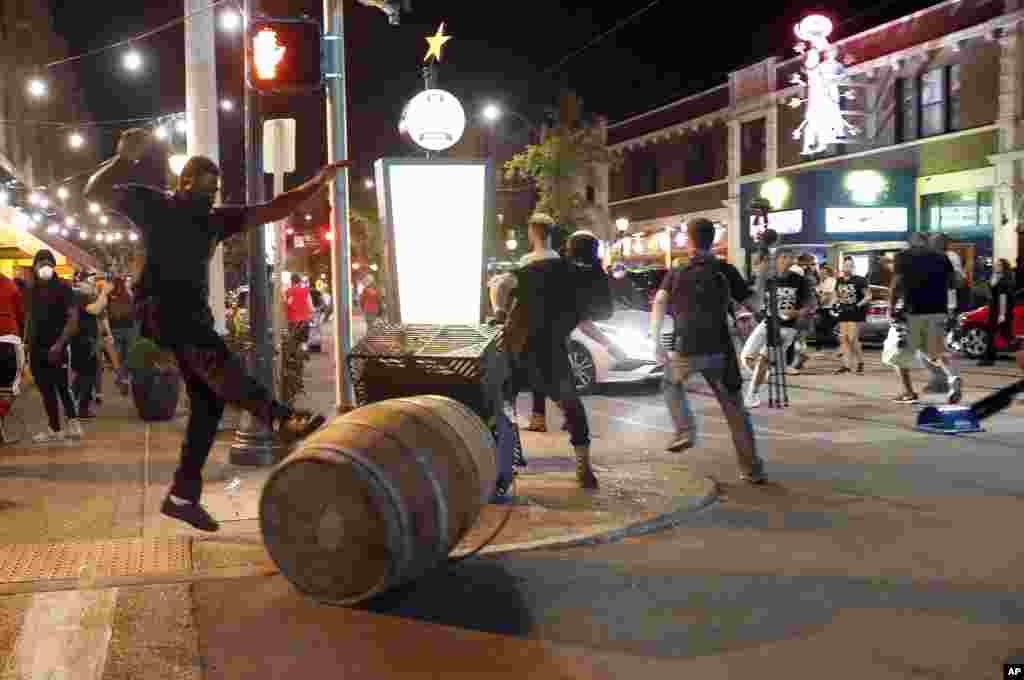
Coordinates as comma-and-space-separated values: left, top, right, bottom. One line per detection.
915, 405, 983, 435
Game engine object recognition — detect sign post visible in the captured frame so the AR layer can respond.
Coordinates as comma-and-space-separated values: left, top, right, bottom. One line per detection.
263, 118, 297, 391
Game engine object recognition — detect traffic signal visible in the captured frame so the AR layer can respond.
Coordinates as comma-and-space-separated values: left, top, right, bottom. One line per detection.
247, 17, 322, 94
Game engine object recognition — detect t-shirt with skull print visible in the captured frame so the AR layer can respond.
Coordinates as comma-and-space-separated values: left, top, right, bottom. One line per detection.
767, 270, 813, 329
835, 274, 868, 322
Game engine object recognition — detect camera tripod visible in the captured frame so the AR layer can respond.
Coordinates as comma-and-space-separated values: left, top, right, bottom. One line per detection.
764, 277, 789, 409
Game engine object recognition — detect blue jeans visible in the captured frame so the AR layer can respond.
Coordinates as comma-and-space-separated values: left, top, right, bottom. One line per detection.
663, 352, 763, 475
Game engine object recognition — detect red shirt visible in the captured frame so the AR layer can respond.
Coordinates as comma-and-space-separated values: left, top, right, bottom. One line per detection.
285, 286, 313, 323
360, 287, 380, 315
0, 275, 24, 337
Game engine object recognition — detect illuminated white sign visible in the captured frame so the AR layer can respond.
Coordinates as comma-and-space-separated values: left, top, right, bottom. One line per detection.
381, 161, 487, 325
788, 15, 859, 155
750, 209, 803, 237
399, 89, 466, 152
825, 207, 908, 233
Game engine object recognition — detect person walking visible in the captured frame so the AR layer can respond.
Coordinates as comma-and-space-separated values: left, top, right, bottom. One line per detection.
26, 250, 83, 442
0, 269, 25, 402
492, 231, 613, 489
815, 263, 838, 346
85, 128, 343, 531
741, 252, 814, 408
285, 273, 314, 349
834, 255, 871, 375
890, 233, 963, 404
106, 275, 135, 387
359, 275, 381, 327
69, 273, 102, 419
650, 218, 765, 483
978, 258, 1015, 366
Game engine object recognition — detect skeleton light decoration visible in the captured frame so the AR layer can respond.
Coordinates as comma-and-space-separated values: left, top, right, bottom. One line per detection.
788, 15, 859, 155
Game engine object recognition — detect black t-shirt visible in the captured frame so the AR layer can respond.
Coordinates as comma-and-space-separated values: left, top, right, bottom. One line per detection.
514, 258, 581, 341
770, 270, 813, 328
894, 248, 952, 315
108, 184, 247, 305
29, 278, 75, 349
660, 255, 749, 356
835, 274, 869, 322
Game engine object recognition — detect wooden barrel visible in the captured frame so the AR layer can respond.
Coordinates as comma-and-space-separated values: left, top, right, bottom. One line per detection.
259, 395, 498, 605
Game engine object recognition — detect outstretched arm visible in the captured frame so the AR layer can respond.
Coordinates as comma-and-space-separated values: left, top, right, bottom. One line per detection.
240, 161, 350, 232
84, 129, 166, 207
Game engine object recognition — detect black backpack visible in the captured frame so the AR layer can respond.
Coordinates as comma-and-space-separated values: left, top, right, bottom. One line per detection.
672, 259, 731, 355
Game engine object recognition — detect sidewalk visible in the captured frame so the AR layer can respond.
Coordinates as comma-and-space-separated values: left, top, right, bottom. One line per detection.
0, 333, 712, 597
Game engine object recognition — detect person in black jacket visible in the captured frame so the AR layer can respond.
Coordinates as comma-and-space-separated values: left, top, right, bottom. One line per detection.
492, 231, 612, 489
979, 258, 1015, 366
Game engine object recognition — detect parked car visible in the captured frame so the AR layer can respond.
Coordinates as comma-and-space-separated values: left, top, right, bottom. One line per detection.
569, 267, 671, 393
947, 289, 1024, 358
810, 285, 891, 346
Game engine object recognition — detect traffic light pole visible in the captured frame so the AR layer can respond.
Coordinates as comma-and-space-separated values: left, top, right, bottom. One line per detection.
323, 0, 354, 413
230, 0, 281, 465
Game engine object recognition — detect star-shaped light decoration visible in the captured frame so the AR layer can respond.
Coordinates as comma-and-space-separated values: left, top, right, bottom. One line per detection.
424, 22, 451, 63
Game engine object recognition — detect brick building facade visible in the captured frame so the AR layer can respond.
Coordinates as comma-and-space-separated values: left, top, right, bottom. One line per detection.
605, 0, 1024, 284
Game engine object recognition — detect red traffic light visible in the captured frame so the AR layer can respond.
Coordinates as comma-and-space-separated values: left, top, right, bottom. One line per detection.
248, 18, 322, 94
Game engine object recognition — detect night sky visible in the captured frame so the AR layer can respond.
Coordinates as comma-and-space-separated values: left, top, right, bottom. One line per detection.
42, 0, 944, 203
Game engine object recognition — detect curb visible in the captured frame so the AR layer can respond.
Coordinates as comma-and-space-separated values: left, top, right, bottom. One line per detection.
451, 475, 720, 558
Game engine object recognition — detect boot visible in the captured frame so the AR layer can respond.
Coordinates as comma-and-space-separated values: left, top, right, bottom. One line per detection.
524, 414, 547, 432
574, 446, 599, 490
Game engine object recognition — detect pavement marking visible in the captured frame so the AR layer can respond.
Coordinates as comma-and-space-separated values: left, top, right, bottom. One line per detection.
2, 588, 118, 680
595, 395, 799, 437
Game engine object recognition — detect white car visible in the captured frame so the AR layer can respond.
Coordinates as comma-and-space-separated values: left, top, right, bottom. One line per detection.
568, 309, 672, 394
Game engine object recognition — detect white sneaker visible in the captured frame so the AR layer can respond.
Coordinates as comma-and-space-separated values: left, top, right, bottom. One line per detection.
66, 419, 84, 439
745, 394, 762, 409
32, 427, 65, 444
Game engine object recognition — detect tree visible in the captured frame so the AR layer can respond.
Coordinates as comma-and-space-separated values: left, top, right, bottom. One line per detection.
504, 91, 619, 241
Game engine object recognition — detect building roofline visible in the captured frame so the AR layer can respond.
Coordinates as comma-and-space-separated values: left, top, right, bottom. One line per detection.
608, 0, 1000, 132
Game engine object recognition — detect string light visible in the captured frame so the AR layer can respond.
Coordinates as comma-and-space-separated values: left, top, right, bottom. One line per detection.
80, 230, 88, 239
123, 50, 143, 72
220, 99, 234, 111
61, 228, 69, 237
155, 126, 169, 140
27, 78, 46, 98
65, 216, 76, 227
99, 215, 109, 225
175, 118, 188, 134
39, 197, 50, 209
68, 132, 85, 149
57, 187, 69, 201
220, 8, 241, 31
88, 202, 100, 214
32, 214, 42, 224
129, 232, 139, 242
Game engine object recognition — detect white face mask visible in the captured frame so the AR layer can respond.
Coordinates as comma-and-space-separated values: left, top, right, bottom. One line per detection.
36, 266, 54, 281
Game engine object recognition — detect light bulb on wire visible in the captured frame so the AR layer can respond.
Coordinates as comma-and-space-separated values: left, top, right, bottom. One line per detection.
27, 78, 46, 98
123, 50, 142, 72
129, 232, 139, 242
155, 126, 168, 141
99, 215, 109, 226
68, 132, 84, 149
220, 99, 234, 112
57, 187, 69, 201
89, 202, 100, 214
65, 216, 76, 227
220, 9, 242, 31
175, 118, 188, 135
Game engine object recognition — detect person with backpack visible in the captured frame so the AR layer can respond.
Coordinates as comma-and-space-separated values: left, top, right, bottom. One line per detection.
649, 218, 765, 483
492, 230, 613, 489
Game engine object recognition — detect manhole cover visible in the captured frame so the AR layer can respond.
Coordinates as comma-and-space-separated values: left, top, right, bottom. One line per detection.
0, 538, 192, 583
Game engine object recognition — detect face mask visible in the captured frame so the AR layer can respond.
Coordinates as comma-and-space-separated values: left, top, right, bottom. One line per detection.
36, 266, 54, 281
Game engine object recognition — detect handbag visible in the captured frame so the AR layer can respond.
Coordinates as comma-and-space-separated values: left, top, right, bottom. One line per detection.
503, 299, 529, 356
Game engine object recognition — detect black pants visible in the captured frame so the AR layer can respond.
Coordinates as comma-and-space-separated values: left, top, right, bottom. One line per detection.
142, 299, 289, 503
70, 340, 98, 411
504, 344, 589, 448
531, 390, 546, 417
31, 348, 76, 431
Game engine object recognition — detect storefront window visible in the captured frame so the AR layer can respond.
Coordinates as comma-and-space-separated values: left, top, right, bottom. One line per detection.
921, 190, 993, 238
920, 68, 945, 137
949, 64, 961, 131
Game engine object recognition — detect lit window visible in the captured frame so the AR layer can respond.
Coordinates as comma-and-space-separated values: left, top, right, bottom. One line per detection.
920, 68, 945, 137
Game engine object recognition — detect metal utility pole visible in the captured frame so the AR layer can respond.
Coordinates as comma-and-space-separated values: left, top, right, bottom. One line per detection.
185, 0, 227, 334
323, 0, 354, 412
230, 0, 280, 465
